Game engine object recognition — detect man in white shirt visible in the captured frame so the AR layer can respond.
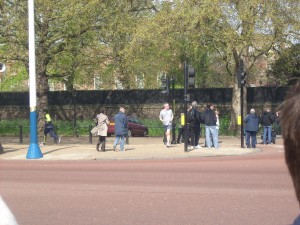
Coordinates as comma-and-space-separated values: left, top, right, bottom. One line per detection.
159, 103, 173, 148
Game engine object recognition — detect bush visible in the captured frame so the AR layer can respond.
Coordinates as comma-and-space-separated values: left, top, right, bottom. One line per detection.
0, 119, 29, 136
142, 118, 165, 137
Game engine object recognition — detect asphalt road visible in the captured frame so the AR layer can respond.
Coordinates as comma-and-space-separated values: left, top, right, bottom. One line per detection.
0, 143, 298, 225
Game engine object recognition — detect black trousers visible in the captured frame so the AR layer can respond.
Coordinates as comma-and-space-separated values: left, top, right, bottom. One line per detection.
188, 125, 195, 146
194, 126, 201, 146
97, 136, 106, 151
188, 125, 201, 147
177, 127, 184, 143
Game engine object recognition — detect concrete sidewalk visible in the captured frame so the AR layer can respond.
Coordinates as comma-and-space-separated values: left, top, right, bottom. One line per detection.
0, 136, 263, 160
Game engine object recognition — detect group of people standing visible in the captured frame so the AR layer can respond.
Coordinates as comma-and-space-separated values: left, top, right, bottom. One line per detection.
159, 101, 219, 149
244, 107, 279, 148
186, 102, 219, 149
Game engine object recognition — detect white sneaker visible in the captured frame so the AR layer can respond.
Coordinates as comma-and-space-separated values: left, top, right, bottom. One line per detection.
167, 143, 171, 148
194, 145, 202, 149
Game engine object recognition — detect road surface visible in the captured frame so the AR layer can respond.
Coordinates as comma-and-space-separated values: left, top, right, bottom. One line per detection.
0, 143, 298, 225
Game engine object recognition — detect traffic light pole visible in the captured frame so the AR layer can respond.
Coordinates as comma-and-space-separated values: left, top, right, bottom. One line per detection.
184, 62, 188, 152
240, 86, 244, 148
171, 76, 177, 144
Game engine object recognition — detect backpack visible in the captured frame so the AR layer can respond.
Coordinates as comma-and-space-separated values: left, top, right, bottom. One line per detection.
187, 109, 196, 123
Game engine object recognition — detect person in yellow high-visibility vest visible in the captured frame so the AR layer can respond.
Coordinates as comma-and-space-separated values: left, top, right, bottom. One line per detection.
41, 109, 61, 146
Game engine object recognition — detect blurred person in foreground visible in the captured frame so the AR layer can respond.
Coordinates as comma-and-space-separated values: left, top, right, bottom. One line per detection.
279, 81, 300, 225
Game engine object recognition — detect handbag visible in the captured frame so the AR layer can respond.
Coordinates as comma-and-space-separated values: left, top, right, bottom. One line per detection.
90, 126, 98, 136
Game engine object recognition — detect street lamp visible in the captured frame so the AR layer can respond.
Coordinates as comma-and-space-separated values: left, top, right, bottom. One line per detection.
26, 0, 43, 159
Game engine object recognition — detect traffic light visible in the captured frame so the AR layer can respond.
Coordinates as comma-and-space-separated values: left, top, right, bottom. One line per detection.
188, 65, 195, 88
0, 62, 6, 72
240, 71, 246, 87
160, 77, 170, 95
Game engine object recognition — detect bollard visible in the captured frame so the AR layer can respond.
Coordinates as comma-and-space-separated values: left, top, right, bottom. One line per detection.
89, 125, 92, 144
19, 125, 23, 144
126, 133, 129, 145
171, 122, 177, 144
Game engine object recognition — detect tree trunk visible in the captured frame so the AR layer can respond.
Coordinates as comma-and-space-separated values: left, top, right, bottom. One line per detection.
36, 71, 49, 135
229, 80, 240, 134
229, 48, 241, 134
36, 48, 49, 135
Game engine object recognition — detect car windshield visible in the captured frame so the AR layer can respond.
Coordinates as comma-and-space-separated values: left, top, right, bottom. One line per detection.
134, 119, 142, 125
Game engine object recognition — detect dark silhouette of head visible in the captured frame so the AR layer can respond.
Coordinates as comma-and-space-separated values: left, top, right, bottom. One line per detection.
280, 81, 300, 205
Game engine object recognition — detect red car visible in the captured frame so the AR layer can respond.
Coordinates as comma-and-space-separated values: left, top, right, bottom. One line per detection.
107, 116, 148, 137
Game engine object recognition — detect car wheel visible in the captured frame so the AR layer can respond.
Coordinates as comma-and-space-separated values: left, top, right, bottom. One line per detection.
127, 129, 132, 137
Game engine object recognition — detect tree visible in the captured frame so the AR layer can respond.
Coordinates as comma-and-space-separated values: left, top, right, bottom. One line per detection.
269, 43, 300, 85
0, 0, 156, 130
124, 0, 300, 132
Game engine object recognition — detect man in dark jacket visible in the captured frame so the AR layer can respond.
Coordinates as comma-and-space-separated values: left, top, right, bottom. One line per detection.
203, 104, 218, 148
244, 108, 259, 148
187, 101, 202, 149
260, 107, 275, 144
113, 107, 127, 151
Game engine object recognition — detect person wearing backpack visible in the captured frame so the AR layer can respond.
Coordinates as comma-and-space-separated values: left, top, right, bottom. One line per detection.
187, 101, 202, 149
259, 107, 275, 144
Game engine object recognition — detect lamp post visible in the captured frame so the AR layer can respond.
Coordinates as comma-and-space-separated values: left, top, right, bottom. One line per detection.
26, 0, 43, 159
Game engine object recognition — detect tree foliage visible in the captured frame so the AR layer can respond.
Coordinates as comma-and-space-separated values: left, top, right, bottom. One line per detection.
123, 0, 300, 131
0, 0, 299, 133
0, 0, 156, 130
269, 44, 300, 85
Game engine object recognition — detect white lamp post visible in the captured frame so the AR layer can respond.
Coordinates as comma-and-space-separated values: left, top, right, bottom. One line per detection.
26, 0, 43, 159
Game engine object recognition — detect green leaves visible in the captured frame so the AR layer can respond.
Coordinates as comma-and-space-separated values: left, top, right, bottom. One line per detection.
270, 43, 300, 85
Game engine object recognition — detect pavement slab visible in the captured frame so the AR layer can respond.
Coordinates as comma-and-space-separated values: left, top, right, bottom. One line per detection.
0, 136, 263, 160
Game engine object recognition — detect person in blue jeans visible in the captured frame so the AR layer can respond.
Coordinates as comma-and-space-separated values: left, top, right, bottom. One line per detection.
113, 107, 127, 151
244, 108, 259, 148
203, 104, 218, 148
259, 107, 275, 144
